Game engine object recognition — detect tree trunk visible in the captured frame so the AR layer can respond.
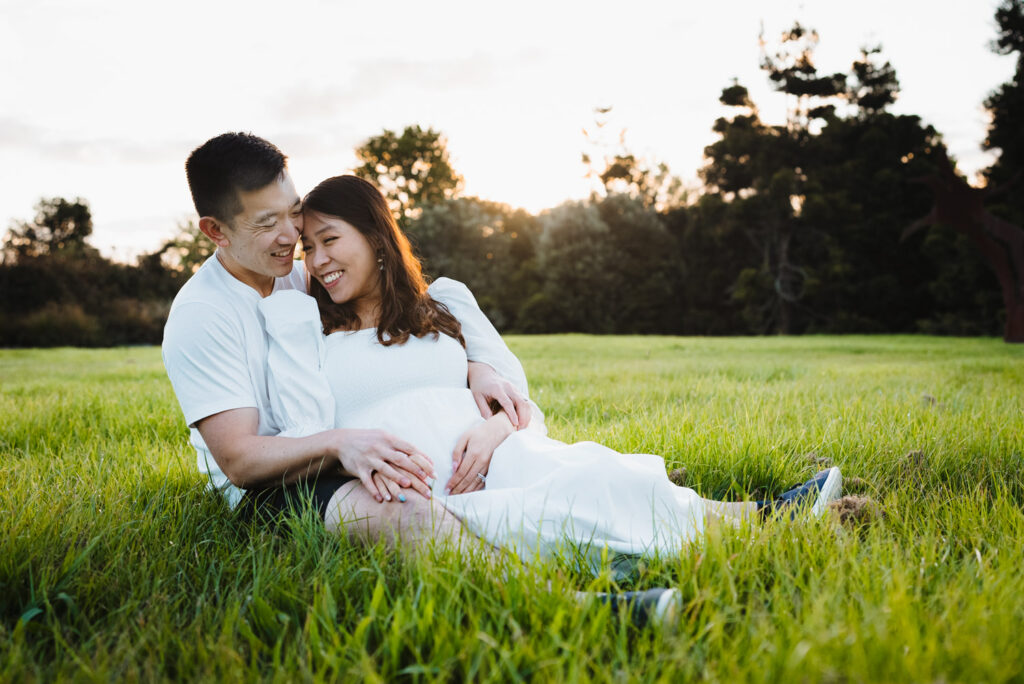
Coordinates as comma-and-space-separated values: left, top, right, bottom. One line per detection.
776, 230, 794, 335
1005, 300, 1024, 343
904, 152, 1024, 343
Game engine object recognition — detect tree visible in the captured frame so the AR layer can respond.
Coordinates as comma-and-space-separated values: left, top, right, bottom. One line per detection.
801, 107, 964, 333
903, 151, 1024, 342
353, 125, 463, 226
701, 78, 809, 334
533, 195, 677, 333
984, 0, 1024, 228
847, 46, 899, 116
760, 22, 846, 131
145, 220, 216, 275
582, 107, 686, 211
754, 23, 849, 333
3, 197, 98, 262
662, 194, 755, 335
695, 24, 850, 334
894, 0, 1024, 342
0, 196, 188, 346
405, 198, 541, 330
534, 201, 616, 333
696, 29, 992, 336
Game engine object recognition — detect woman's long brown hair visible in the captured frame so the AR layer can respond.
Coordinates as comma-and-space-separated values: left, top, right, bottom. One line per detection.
303, 175, 465, 348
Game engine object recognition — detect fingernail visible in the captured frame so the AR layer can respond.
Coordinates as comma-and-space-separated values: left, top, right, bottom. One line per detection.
398, 494, 406, 503
445, 488, 451, 495
385, 494, 391, 501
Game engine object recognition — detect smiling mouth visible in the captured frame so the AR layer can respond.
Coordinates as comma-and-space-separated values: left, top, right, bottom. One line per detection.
322, 270, 344, 287
271, 247, 294, 259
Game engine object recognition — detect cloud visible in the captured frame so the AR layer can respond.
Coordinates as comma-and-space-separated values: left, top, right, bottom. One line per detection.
0, 118, 192, 164
272, 52, 514, 122
268, 129, 364, 160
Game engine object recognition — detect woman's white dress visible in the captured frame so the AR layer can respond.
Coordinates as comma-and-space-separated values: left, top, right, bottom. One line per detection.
258, 285, 704, 567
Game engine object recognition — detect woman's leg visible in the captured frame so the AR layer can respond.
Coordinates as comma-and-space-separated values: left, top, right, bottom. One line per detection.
323, 480, 473, 551
323, 478, 685, 629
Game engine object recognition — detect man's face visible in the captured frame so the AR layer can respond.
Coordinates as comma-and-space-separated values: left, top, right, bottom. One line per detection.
217, 172, 303, 291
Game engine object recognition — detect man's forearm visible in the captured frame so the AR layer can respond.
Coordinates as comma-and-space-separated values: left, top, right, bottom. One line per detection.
209, 430, 342, 489
197, 408, 433, 503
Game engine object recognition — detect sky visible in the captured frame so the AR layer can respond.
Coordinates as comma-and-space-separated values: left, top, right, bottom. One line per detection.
0, 0, 1016, 261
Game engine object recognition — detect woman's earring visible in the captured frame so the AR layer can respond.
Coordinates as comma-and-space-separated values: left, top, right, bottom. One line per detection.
377, 254, 384, 271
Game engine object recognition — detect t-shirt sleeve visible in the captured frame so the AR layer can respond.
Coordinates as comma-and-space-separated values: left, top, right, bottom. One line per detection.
257, 290, 335, 438
428, 278, 547, 434
428, 277, 529, 395
162, 301, 258, 427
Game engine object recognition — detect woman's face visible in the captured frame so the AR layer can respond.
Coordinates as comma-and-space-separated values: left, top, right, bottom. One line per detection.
301, 211, 381, 313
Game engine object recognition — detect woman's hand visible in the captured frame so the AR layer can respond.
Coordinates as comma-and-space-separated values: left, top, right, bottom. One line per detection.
332, 428, 435, 503
371, 471, 421, 504
447, 414, 515, 495
467, 362, 531, 429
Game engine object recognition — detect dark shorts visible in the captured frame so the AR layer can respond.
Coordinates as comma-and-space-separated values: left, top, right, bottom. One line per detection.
236, 474, 356, 524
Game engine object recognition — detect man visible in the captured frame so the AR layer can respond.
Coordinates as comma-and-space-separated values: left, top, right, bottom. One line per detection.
162, 132, 531, 545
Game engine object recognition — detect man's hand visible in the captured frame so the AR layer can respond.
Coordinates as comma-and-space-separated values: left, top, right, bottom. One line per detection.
447, 414, 515, 495
196, 409, 434, 503
333, 429, 435, 503
467, 361, 531, 429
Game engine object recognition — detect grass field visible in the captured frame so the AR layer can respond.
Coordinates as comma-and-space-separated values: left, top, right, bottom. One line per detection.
1, 335, 1023, 682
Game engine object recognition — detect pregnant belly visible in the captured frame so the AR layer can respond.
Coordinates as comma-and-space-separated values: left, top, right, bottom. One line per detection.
337, 387, 483, 489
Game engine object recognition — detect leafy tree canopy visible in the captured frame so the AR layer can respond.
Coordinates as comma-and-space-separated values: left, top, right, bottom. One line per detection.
984, 0, 1024, 225
581, 106, 686, 211
992, 0, 1024, 60
3, 197, 98, 262
146, 220, 216, 275
847, 47, 900, 116
353, 125, 463, 226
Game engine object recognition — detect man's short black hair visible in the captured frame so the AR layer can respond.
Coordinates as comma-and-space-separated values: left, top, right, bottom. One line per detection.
185, 132, 288, 224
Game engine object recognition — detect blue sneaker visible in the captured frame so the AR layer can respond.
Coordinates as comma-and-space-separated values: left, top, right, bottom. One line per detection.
598, 587, 680, 629
759, 467, 843, 519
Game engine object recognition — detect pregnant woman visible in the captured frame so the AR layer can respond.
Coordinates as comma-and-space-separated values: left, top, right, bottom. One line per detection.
257, 174, 842, 570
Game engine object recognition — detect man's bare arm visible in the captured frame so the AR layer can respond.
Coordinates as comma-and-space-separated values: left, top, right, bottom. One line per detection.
196, 408, 435, 501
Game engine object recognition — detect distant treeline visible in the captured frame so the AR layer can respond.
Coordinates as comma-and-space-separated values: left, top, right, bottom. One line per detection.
404, 190, 1002, 337
0, 180, 1002, 348
3, 7, 1022, 346
0, 197, 185, 346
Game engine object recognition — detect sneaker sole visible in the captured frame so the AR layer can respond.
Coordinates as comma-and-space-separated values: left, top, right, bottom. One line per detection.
653, 588, 680, 632
651, 585, 684, 634
811, 467, 842, 517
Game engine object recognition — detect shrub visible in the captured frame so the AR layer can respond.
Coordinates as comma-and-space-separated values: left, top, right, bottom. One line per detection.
2, 303, 102, 347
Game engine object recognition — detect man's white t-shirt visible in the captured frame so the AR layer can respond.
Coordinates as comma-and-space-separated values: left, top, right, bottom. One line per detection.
162, 252, 533, 509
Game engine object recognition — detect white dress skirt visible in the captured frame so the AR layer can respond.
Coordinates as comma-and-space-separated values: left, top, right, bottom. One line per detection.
258, 289, 704, 568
